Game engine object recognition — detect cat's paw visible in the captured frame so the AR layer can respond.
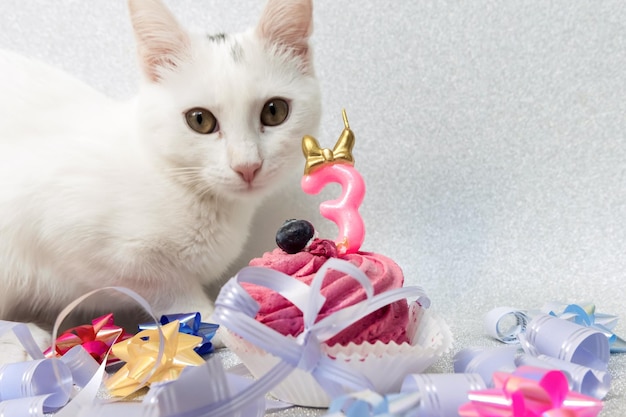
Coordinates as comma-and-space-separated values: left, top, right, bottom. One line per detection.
0, 323, 51, 365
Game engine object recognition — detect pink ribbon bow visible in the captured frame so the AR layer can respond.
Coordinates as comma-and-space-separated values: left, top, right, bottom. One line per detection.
458, 366, 603, 417
44, 313, 132, 365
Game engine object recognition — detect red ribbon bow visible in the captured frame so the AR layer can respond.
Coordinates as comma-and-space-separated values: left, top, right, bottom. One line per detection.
44, 313, 132, 365
458, 366, 603, 417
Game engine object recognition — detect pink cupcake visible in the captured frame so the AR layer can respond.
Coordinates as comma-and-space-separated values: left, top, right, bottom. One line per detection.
221, 227, 451, 407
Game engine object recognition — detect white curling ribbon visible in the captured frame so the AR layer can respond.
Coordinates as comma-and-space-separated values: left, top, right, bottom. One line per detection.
401, 373, 486, 417
453, 346, 518, 384
519, 313, 610, 372
483, 306, 530, 343
0, 286, 272, 417
0, 287, 163, 417
85, 356, 266, 417
213, 257, 431, 399
0, 321, 46, 360
486, 303, 626, 353
0, 358, 73, 414
542, 302, 626, 353
58, 345, 103, 388
324, 372, 486, 417
0, 330, 105, 417
453, 344, 610, 400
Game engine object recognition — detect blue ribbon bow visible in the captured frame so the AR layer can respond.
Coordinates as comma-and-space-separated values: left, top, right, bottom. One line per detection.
139, 312, 219, 355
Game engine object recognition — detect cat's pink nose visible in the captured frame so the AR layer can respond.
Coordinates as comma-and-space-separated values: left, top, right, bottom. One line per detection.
233, 162, 262, 183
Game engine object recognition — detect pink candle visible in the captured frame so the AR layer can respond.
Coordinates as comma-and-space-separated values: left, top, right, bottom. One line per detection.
301, 110, 365, 254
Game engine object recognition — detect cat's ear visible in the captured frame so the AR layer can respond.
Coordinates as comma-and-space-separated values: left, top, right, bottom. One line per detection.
128, 0, 191, 83
256, 0, 313, 65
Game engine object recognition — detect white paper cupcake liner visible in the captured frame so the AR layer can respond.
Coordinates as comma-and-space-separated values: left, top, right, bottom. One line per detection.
222, 302, 453, 407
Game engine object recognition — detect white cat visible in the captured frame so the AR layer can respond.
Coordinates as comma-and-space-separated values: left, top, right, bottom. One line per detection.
0, 0, 320, 362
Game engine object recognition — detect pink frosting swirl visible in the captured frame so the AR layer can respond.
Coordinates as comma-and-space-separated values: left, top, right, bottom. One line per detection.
244, 240, 409, 346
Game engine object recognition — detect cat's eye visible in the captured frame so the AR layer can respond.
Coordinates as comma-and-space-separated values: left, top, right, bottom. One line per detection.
185, 107, 218, 134
260, 98, 289, 127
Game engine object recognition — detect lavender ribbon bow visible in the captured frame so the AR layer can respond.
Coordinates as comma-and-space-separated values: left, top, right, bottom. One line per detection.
213, 257, 430, 399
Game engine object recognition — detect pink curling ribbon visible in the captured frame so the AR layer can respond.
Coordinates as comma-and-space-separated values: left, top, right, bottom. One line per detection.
44, 313, 132, 365
301, 110, 365, 254
458, 366, 603, 417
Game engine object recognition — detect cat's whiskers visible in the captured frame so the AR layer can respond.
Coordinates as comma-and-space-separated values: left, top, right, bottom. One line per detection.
167, 167, 234, 200
165, 167, 207, 192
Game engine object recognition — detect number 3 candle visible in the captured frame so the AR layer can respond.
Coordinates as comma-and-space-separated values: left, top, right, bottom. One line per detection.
301, 110, 365, 255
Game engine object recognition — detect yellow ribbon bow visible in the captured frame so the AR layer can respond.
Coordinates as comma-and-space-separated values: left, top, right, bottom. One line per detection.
302, 109, 356, 175
105, 320, 205, 397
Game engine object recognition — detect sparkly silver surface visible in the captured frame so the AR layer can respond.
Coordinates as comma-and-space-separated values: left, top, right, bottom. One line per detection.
2, 1, 625, 414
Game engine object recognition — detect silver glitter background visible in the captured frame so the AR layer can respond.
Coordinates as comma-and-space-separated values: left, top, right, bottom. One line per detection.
1, 1, 625, 415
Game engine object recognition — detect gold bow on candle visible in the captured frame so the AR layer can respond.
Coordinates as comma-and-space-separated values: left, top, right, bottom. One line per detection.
302, 109, 355, 175
105, 320, 205, 397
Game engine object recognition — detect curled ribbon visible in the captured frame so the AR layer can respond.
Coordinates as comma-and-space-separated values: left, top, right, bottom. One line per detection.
0, 357, 73, 414
484, 307, 530, 344
86, 357, 267, 417
0, 322, 108, 416
139, 312, 219, 356
454, 346, 519, 384
105, 320, 205, 397
213, 257, 430, 400
324, 372, 487, 417
0, 287, 271, 417
485, 303, 626, 353
484, 302, 616, 399
458, 366, 603, 417
519, 313, 610, 371
479, 307, 612, 400
44, 313, 132, 365
543, 302, 626, 353
516, 354, 611, 400
453, 345, 612, 400
401, 373, 486, 417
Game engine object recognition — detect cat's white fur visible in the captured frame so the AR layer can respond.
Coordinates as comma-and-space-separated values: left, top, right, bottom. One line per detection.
0, 0, 320, 362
